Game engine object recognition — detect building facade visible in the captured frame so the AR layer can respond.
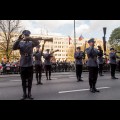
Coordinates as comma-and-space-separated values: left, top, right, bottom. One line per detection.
0, 33, 106, 62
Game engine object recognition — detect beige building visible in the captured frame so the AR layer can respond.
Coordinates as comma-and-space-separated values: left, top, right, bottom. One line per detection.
0, 33, 106, 62
32, 34, 105, 61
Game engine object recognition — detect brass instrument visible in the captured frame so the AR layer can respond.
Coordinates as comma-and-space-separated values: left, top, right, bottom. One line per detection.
115, 51, 120, 53
18, 34, 53, 42
50, 49, 59, 62
83, 41, 87, 59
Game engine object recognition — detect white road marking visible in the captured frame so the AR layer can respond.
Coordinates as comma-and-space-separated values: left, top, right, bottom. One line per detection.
51, 78, 58, 80
69, 77, 76, 78
68, 75, 76, 77
58, 87, 110, 94
43, 78, 58, 80
10, 80, 21, 82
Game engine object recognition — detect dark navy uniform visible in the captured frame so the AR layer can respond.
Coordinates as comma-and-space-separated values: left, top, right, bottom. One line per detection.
43, 50, 53, 80
85, 38, 100, 93
109, 48, 120, 79
97, 46, 104, 76
74, 47, 84, 82
33, 45, 43, 85
13, 30, 40, 100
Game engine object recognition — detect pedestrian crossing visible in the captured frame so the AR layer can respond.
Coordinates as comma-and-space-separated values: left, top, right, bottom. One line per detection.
10, 80, 21, 82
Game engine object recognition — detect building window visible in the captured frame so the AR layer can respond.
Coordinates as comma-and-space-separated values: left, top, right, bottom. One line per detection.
58, 54, 61, 56
58, 46, 61, 48
58, 42, 61, 44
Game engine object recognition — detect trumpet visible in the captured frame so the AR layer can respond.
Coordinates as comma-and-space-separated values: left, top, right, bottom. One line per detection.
116, 51, 120, 53
20, 35, 53, 42
115, 50, 120, 53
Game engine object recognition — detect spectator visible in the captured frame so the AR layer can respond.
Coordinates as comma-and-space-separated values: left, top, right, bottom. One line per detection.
6, 62, 11, 74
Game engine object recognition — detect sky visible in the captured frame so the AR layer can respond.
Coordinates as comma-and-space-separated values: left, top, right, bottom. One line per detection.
21, 20, 120, 40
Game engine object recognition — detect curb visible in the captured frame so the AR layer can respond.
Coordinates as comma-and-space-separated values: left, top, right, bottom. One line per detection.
0, 72, 76, 78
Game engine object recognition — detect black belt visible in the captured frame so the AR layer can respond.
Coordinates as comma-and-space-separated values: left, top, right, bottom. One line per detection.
22, 53, 32, 57
35, 59, 41, 61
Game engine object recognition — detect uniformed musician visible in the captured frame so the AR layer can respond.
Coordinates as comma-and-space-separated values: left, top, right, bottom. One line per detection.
85, 38, 100, 93
74, 47, 84, 82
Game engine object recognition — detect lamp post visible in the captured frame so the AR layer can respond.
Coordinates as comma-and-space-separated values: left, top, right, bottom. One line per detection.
103, 27, 107, 53
103, 27, 107, 63
74, 20, 76, 51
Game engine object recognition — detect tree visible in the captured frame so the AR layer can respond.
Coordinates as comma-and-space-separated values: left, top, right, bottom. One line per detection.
67, 44, 75, 61
109, 27, 120, 51
0, 20, 22, 62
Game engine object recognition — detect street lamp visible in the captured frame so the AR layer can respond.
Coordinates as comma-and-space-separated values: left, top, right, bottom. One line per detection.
103, 27, 106, 36
74, 20, 76, 51
103, 27, 107, 52
103, 27, 107, 63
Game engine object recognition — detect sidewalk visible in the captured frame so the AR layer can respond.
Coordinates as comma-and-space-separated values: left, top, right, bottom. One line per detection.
0, 72, 76, 78
0, 71, 114, 78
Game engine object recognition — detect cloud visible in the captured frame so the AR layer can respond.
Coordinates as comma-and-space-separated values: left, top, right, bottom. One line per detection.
74, 20, 120, 39
21, 20, 73, 35
20, 20, 120, 40
76, 24, 90, 34
48, 32, 63, 36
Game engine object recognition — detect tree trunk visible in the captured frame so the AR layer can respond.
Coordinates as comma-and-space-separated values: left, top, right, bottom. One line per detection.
6, 52, 9, 62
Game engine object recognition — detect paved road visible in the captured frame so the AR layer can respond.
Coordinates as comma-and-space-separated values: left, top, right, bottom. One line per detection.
0, 72, 120, 100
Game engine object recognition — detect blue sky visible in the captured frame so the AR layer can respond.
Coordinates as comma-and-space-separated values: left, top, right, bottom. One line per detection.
21, 20, 120, 40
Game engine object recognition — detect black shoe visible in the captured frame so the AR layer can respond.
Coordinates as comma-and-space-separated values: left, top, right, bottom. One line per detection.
49, 78, 52, 80
28, 95, 34, 100
79, 79, 83, 82
39, 82, 43, 85
111, 77, 115, 79
94, 88, 100, 92
112, 77, 118, 79
90, 88, 95, 93
36, 83, 39, 85
77, 77, 79, 82
20, 94, 27, 100
90, 88, 93, 92
46, 78, 48, 80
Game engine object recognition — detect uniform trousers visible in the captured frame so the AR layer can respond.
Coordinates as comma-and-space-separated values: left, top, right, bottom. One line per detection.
20, 66, 33, 95
88, 67, 98, 88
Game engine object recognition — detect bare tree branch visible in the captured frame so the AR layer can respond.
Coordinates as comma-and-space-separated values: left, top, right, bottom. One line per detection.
0, 42, 7, 50
0, 20, 21, 61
